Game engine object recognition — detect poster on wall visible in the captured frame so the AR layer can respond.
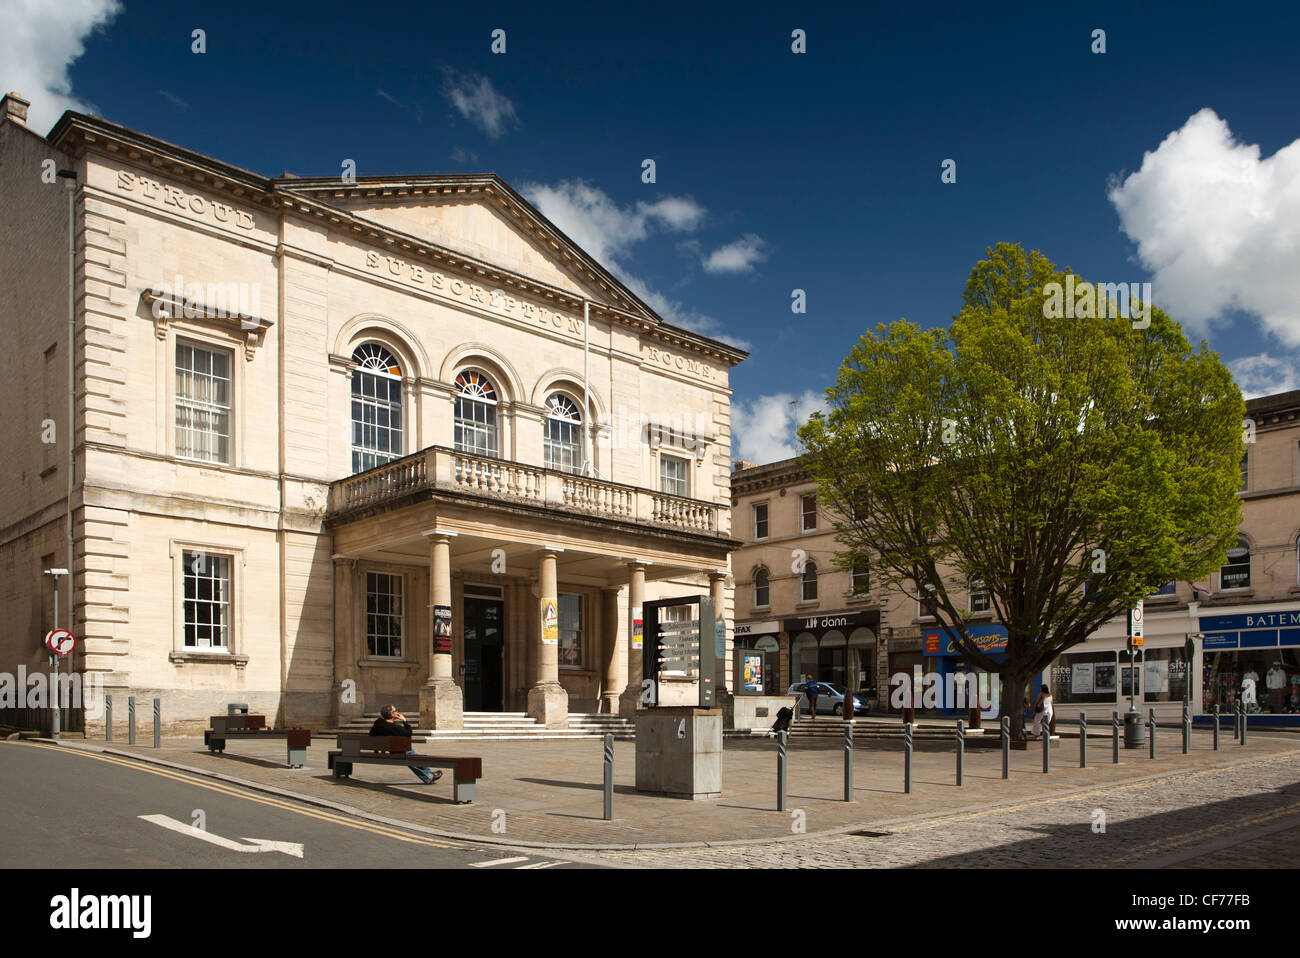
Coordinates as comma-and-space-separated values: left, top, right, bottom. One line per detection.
632, 608, 643, 650
433, 605, 452, 655
1144, 658, 1169, 694
741, 652, 763, 692
541, 597, 558, 645
1072, 662, 1094, 694
1093, 663, 1116, 693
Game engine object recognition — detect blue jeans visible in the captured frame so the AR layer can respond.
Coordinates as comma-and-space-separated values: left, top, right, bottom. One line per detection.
406, 750, 435, 784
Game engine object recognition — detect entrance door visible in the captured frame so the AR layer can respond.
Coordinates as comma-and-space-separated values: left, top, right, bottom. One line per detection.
463, 597, 504, 711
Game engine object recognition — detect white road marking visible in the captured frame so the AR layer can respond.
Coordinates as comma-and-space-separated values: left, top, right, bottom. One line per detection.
516, 860, 559, 869
139, 814, 304, 858
469, 856, 529, 867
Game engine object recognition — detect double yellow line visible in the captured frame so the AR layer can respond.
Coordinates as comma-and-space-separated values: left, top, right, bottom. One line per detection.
13, 741, 465, 851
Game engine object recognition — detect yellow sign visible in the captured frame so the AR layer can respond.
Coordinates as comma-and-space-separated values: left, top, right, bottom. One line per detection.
541, 598, 558, 645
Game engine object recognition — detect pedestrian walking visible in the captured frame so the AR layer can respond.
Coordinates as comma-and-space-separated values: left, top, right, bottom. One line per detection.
804, 677, 820, 720
1029, 685, 1054, 739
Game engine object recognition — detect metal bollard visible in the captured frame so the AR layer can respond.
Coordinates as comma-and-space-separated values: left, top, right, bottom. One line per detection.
1182, 701, 1190, 754
777, 730, 788, 812
1148, 709, 1155, 759
1042, 718, 1050, 773
1112, 711, 1120, 764
129, 696, 136, 746
1079, 712, 1087, 768
1213, 704, 1220, 750
1240, 701, 1248, 745
843, 723, 854, 802
1233, 699, 1240, 740
904, 722, 914, 794
603, 733, 613, 821
105, 694, 112, 743
956, 719, 965, 787
153, 698, 160, 749
1001, 716, 1010, 779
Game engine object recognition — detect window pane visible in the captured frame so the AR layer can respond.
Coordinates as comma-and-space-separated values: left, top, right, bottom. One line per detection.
176, 342, 233, 465
559, 593, 582, 666
365, 572, 404, 658
183, 551, 230, 649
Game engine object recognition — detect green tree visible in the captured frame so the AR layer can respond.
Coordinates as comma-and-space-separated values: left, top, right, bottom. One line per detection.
798, 243, 1243, 739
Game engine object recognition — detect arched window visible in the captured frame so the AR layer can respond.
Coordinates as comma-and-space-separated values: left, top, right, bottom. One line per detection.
544, 392, 583, 473
1221, 538, 1251, 590
753, 567, 770, 607
454, 369, 499, 458
801, 561, 818, 602
351, 343, 403, 474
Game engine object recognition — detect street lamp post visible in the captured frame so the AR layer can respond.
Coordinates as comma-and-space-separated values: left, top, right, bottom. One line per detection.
43, 568, 69, 739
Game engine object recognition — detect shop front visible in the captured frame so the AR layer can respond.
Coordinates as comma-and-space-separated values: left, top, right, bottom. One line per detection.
921, 624, 1015, 717
784, 610, 879, 701
1198, 608, 1300, 726
733, 619, 780, 696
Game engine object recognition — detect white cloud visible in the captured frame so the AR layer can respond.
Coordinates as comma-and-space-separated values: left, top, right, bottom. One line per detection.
702, 233, 768, 274
520, 179, 746, 345
1108, 108, 1300, 345
441, 69, 518, 139
0, 0, 121, 132
732, 390, 828, 463
1230, 353, 1300, 399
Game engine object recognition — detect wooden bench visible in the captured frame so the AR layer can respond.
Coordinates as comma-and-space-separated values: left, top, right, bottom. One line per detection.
327, 734, 481, 804
204, 715, 312, 768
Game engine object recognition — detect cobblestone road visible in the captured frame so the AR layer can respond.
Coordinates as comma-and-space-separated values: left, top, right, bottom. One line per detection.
559, 751, 1300, 868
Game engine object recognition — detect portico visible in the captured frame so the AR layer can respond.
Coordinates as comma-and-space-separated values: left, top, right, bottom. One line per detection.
327, 445, 737, 728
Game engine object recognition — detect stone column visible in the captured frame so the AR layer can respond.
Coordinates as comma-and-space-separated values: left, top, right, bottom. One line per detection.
420, 531, 463, 729
601, 587, 624, 714
527, 548, 569, 727
332, 557, 361, 726
618, 560, 648, 719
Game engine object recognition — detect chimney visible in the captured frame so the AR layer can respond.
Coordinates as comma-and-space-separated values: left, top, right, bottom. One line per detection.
2, 92, 31, 127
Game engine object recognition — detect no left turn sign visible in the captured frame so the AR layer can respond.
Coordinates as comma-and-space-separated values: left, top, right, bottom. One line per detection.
45, 630, 75, 655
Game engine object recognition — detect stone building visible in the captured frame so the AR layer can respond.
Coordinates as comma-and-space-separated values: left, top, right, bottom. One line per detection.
0, 93, 744, 732
731, 390, 1300, 726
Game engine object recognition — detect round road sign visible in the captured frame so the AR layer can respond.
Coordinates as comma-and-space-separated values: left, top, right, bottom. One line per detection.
45, 630, 75, 655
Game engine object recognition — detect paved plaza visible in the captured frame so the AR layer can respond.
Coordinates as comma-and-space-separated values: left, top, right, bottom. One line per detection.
48, 726, 1300, 866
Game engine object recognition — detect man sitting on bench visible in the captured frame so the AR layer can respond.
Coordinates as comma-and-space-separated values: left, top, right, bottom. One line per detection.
370, 705, 442, 785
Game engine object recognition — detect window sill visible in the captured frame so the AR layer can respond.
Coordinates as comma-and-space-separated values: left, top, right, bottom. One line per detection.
749, 605, 772, 615
359, 658, 418, 668
966, 610, 994, 620
1213, 588, 1254, 599
795, 600, 819, 609
170, 650, 248, 668
845, 593, 873, 604
1146, 594, 1180, 604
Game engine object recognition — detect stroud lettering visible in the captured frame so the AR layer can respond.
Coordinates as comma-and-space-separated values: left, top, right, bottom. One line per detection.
115, 171, 255, 230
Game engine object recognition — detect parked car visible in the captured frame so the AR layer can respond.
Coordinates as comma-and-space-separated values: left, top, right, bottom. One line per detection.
786, 681, 870, 716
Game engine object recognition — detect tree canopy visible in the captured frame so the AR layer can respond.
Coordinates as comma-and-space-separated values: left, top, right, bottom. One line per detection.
798, 242, 1244, 735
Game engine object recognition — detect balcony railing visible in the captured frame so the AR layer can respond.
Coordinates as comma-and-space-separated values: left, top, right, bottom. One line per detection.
328, 446, 721, 534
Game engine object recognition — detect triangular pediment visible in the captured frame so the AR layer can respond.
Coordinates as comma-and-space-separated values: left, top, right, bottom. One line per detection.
275, 175, 651, 317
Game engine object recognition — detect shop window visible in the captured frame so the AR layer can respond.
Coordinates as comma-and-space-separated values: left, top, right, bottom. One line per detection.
801, 561, 818, 602
183, 550, 232, 649
791, 632, 817, 685
1050, 651, 1117, 704
753, 502, 769, 540
659, 455, 688, 497
1152, 580, 1177, 598
544, 393, 583, 474
1220, 540, 1251, 590
351, 343, 403, 474
1203, 647, 1300, 715
176, 340, 232, 465
1142, 646, 1190, 703
558, 593, 583, 667
365, 571, 404, 658
753, 567, 770, 607
454, 368, 499, 458
801, 494, 817, 532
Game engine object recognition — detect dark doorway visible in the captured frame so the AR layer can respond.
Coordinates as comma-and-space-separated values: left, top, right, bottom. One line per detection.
463, 597, 504, 711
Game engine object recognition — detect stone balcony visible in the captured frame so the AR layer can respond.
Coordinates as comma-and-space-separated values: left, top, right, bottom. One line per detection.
327, 445, 723, 535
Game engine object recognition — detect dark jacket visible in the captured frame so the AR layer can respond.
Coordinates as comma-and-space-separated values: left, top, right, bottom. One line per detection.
369, 717, 414, 736
804, 681, 820, 697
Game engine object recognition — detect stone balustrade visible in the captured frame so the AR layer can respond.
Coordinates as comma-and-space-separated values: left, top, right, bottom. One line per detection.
328, 446, 720, 533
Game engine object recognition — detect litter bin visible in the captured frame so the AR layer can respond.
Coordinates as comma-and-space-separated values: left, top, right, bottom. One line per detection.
1123, 710, 1145, 749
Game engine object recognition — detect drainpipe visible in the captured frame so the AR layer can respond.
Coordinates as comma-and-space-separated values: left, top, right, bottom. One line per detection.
57, 168, 77, 658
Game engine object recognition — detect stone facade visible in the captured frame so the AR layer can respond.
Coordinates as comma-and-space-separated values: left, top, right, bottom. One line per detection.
0, 95, 744, 732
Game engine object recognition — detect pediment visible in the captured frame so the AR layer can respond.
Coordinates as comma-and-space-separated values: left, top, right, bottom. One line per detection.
277, 177, 648, 316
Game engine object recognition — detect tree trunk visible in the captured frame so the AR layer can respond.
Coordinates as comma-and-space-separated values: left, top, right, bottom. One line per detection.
1000, 669, 1029, 742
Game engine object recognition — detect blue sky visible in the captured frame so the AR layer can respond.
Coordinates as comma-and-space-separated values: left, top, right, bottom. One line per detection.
6, 0, 1299, 462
